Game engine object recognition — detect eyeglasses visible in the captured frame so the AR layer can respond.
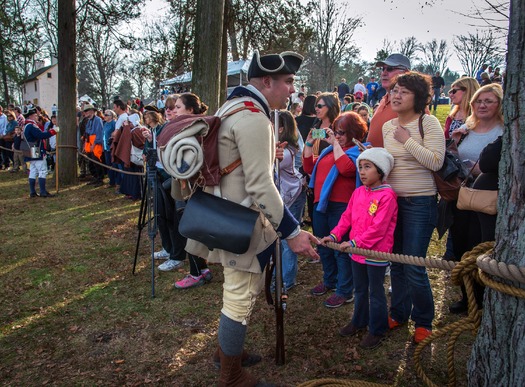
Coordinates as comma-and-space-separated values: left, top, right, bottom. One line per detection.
334, 130, 346, 136
473, 99, 498, 106
448, 88, 465, 95
316, 104, 326, 109
380, 66, 405, 73
389, 88, 413, 97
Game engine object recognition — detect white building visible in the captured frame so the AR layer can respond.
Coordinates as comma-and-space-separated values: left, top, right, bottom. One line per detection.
21, 62, 58, 116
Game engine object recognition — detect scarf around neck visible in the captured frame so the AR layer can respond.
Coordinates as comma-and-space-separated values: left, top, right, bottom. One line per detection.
308, 143, 369, 213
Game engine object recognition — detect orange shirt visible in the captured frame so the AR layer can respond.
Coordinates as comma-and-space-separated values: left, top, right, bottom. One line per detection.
368, 94, 397, 147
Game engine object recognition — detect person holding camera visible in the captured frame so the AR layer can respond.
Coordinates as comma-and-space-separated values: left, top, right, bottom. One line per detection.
302, 111, 368, 308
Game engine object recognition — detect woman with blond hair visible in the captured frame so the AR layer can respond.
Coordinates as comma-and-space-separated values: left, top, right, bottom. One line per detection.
444, 77, 479, 138
447, 83, 504, 314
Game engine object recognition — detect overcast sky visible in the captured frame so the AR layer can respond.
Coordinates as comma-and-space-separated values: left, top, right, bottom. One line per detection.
144, 0, 507, 74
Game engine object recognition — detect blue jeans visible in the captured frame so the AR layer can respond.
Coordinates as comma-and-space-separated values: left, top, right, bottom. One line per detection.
280, 191, 306, 289
390, 195, 437, 329
433, 88, 440, 110
351, 260, 388, 336
313, 201, 353, 298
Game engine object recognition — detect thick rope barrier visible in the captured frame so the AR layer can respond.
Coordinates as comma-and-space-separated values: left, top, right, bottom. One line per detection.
76, 151, 145, 176
0, 144, 145, 176
297, 379, 389, 387
306, 241, 525, 387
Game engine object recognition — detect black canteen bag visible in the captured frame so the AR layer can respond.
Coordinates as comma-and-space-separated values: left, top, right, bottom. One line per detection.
179, 189, 259, 255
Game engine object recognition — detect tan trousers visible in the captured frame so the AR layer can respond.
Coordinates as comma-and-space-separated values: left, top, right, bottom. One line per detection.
221, 267, 265, 325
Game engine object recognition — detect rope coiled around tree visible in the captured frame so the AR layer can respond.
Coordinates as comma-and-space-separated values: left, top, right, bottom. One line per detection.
300, 241, 525, 387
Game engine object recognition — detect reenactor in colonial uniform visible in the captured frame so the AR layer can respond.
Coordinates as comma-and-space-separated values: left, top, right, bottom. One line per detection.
185, 51, 320, 386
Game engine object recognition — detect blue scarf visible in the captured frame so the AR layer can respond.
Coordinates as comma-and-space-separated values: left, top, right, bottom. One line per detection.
308, 144, 368, 213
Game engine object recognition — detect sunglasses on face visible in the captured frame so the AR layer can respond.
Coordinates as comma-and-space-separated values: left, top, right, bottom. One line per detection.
448, 88, 465, 95
316, 104, 326, 109
380, 66, 405, 73
334, 130, 346, 136
165, 106, 175, 110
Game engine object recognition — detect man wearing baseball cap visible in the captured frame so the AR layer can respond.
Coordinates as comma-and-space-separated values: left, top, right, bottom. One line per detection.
367, 53, 411, 147
182, 51, 320, 386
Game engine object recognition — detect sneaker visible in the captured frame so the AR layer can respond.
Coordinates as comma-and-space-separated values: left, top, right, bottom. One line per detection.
200, 269, 213, 282
174, 274, 205, 289
360, 333, 385, 349
339, 322, 365, 337
388, 316, 402, 330
158, 259, 184, 271
153, 249, 170, 260
324, 294, 354, 308
310, 282, 334, 296
29, 192, 39, 198
414, 327, 432, 344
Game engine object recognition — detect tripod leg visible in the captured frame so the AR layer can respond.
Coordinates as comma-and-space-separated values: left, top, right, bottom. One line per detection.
132, 177, 149, 275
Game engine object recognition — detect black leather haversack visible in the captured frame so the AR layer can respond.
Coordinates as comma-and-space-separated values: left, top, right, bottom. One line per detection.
179, 189, 259, 254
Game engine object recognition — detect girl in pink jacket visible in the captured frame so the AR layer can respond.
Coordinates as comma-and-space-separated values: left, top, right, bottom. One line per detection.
321, 147, 398, 349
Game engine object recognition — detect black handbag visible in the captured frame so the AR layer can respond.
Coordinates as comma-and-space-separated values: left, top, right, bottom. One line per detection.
179, 189, 260, 254
418, 115, 469, 201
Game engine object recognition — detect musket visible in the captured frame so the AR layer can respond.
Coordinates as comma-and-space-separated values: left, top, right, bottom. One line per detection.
273, 109, 286, 365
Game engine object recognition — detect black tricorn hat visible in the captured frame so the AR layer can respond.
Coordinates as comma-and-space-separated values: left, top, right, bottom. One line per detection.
24, 108, 38, 118
248, 50, 304, 80
143, 103, 160, 113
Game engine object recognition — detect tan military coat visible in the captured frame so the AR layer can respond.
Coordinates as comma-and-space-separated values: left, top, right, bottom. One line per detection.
185, 96, 284, 273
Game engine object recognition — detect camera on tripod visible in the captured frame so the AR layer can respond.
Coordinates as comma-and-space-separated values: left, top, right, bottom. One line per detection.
145, 148, 158, 170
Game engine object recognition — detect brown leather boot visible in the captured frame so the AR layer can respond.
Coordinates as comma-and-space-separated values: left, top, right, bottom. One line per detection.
213, 347, 262, 369
217, 347, 259, 387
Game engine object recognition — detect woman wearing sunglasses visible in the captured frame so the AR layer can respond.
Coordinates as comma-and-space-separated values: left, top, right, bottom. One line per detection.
303, 112, 368, 308
444, 77, 479, 138
382, 71, 445, 344
311, 92, 340, 156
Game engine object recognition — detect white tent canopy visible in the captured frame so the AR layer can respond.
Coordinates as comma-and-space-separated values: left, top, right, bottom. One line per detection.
160, 59, 251, 87
78, 94, 96, 105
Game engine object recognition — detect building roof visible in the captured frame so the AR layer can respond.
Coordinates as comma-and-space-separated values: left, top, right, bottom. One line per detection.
22, 64, 57, 83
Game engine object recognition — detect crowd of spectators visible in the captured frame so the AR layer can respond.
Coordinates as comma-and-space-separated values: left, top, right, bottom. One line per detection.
0, 54, 506, 348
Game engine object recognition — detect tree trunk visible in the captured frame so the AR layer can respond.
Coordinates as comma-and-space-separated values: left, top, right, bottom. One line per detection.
0, 44, 10, 104
192, 0, 225, 115
57, 0, 78, 186
468, 1, 525, 385
220, 3, 228, 107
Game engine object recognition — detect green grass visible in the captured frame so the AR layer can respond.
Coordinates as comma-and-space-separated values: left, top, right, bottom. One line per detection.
0, 117, 477, 386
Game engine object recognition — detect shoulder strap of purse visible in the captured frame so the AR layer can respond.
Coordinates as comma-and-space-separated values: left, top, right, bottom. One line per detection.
461, 159, 480, 187
22, 124, 39, 148
417, 114, 425, 138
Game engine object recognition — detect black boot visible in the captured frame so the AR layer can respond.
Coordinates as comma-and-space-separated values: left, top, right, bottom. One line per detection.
449, 285, 468, 314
